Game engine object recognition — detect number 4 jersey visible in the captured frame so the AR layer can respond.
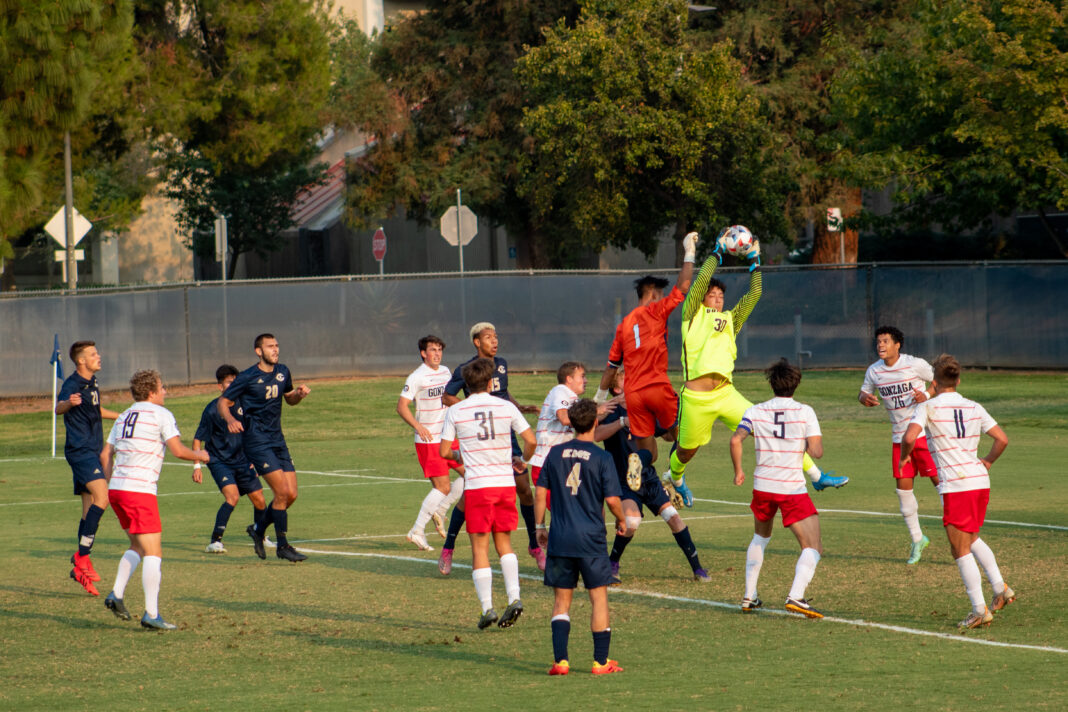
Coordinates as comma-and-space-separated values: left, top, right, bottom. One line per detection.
909, 392, 997, 494
738, 397, 821, 495
440, 392, 530, 490
861, 354, 934, 443
106, 402, 181, 495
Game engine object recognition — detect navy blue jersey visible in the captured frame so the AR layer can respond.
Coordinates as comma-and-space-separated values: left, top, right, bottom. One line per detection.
540, 440, 621, 557
194, 397, 247, 469
445, 355, 511, 401
58, 372, 103, 457
221, 363, 293, 448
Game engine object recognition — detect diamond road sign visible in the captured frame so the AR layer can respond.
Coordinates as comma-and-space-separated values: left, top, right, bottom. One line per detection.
45, 206, 92, 248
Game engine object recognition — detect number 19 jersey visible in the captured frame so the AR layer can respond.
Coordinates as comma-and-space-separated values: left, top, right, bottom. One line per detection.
738, 397, 821, 495
440, 392, 530, 490
106, 402, 181, 495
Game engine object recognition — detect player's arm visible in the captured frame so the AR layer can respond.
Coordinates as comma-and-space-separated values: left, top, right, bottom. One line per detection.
217, 396, 243, 434
518, 427, 536, 462
100, 406, 121, 420
284, 384, 310, 405
729, 264, 763, 334
675, 231, 698, 293
534, 477, 550, 548
593, 416, 627, 443
682, 251, 720, 322
805, 434, 823, 460
729, 425, 750, 486
605, 495, 626, 535
858, 388, 880, 407
980, 425, 1009, 470
900, 422, 922, 464
508, 393, 538, 415
191, 438, 206, 483
396, 396, 433, 442
165, 436, 209, 464
100, 442, 115, 480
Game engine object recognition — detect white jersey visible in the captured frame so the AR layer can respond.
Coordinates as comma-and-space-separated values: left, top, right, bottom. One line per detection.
400, 363, 452, 443
909, 392, 997, 494
861, 354, 934, 443
739, 396, 821, 495
106, 402, 181, 495
441, 392, 530, 490
530, 384, 579, 467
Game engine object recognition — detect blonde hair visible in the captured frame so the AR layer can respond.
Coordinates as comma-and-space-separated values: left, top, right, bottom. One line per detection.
469, 321, 496, 342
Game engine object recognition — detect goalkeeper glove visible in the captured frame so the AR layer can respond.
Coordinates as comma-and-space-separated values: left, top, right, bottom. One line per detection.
746, 239, 761, 271
682, 231, 698, 263
713, 227, 730, 257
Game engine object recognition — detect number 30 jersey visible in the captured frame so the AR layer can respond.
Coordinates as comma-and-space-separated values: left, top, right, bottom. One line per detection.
738, 397, 821, 496
222, 363, 294, 448
441, 392, 530, 490
909, 392, 997, 494
861, 354, 934, 443
106, 402, 181, 495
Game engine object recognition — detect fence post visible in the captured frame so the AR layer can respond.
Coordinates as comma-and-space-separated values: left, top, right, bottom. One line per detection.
184, 285, 192, 385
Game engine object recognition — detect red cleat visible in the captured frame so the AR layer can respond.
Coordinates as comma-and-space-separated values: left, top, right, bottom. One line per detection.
70, 567, 99, 596
548, 660, 570, 676
529, 546, 546, 572
592, 659, 623, 675
72, 553, 101, 582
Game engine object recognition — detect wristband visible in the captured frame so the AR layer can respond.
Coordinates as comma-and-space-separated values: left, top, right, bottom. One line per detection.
193, 463, 202, 469
594, 388, 609, 403
536, 523, 547, 530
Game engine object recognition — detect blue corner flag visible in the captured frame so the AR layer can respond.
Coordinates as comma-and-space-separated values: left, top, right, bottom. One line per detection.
50, 334, 63, 381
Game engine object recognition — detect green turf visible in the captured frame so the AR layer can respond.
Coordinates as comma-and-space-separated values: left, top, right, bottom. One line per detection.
1, 370, 1065, 711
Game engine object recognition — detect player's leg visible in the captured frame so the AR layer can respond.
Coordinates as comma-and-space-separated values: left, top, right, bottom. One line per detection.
469, 529, 498, 627
132, 530, 174, 630
207, 481, 240, 553
743, 514, 773, 612
72, 466, 109, 586
584, 559, 621, 673
432, 466, 465, 537
784, 507, 824, 619
548, 586, 575, 674
608, 498, 642, 584
513, 468, 543, 570
666, 387, 720, 506
492, 490, 523, 628
104, 492, 137, 618
892, 442, 929, 564
655, 500, 710, 581
626, 387, 662, 464
439, 491, 466, 575
408, 472, 449, 552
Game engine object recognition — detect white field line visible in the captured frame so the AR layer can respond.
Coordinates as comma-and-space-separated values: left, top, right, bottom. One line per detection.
290, 546, 1068, 656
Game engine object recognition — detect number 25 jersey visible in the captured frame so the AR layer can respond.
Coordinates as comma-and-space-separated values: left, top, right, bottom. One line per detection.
440, 392, 530, 490
222, 363, 294, 448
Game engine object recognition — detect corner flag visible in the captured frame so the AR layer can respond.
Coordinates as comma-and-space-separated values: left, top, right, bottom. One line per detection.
50, 334, 64, 381
50, 334, 63, 457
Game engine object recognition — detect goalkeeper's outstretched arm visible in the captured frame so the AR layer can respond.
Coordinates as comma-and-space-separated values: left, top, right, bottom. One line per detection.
730, 267, 763, 334
683, 252, 720, 322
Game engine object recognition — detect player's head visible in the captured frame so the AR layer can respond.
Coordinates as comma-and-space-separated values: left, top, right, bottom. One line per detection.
130, 369, 164, 403
875, 326, 904, 361
567, 398, 598, 435
932, 353, 961, 389
634, 275, 669, 301
462, 357, 496, 394
765, 357, 801, 397
611, 366, 625, 394
70, 340, 101, 373
254, 333, 279, 365
215, 364, 239, 391
557, 361, 587, 393
469, 322, 498, 358
702, 278, 727, 311
418, 335, 445, 367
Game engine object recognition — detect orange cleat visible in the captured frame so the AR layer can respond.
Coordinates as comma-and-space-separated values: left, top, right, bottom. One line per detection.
70, 566, 99, 596
72, 553, 101, 582
592, 659, 624, 675
548, 660, 570, 676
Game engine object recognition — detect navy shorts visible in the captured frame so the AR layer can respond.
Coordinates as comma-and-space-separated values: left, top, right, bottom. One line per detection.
67, 452, 105, 495
209, 462, 262, 496
245, 442, 294, 476
544, 554, 613, 590
620, 467, 670, 516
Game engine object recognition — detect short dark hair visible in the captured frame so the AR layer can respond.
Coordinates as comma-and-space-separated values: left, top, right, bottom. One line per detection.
556, 361, 585, 384
875, 325, 904, 348
765, 358, 802, 397
70, 340, 95, 364
567, 398, 598, 434
933, 353, 961, 387
418, 335, 445, 353
705, 278, 726, 298
254, 333, 275, 350
130, 369, 161, 401
215, 364, 239, 383
634, 275, 669, 300
462, 358, 495, 393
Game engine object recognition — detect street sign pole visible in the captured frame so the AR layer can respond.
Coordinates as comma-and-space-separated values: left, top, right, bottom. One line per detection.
64, 132, 76, 290
456, 189, 464, 274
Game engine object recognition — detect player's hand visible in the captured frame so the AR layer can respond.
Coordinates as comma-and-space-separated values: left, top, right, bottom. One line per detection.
596, 401, 616, 417
979, 458, 992, 472
713, 227, 730, 256
859, 392, 880, 407
745, 239, 761, 260
536, 529, 548, 548
512, 456, 528, 474
911, 387, 928, 404
615, 518, 627, 535
296, 384, 311, 398
197, 450, 210, 464
227, 419, 244, 434
733, 470, 746, 486
416, 425, 433, 443
519, 404, 538, 415
68, 393, 82, 406
682, 231, 699, 261
192, 466, 203, 484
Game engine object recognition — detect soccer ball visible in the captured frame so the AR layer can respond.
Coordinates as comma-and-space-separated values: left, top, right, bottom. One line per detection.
721, 225, 754, 257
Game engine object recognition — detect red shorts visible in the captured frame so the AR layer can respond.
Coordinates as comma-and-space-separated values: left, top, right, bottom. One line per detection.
531, 466, 551, 510
109, 490, 162, 534
464, 486, 518, 533
892, 439, 937, 479
942, 489, 989, 533
750, 490, 818, 528
625, 383, 679, 438
416, 441, 461, 479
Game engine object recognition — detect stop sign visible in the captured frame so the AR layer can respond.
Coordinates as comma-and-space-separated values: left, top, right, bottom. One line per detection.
372, 227, 387, 261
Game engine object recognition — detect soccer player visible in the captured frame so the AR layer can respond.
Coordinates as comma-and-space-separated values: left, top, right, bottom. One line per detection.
730, 358, 827, 618
901, 354, 1012, 630
858, 326, 939, 564
440, 358, 537, 630
594, 232, 698, 464
219, 333, 311, 563
100, 370, 209, 630
397, 335, 465, 551
55, 340, 120, 596
535, 399, 627, 675
439, 322, 542, 574
667, 229, 847, 507
193, 364, 267, 553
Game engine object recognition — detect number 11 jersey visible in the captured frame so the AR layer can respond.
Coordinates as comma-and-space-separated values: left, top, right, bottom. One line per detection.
440, 392, 530, 490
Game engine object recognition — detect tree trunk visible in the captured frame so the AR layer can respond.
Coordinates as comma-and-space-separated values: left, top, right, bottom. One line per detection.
811, 189, 862, 264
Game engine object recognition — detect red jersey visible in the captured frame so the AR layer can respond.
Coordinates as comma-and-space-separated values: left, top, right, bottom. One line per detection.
608, 286, 684, 392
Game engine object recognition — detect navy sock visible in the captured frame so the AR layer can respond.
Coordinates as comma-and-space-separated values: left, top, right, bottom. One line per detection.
609, 534, 633, 563
551, 618, 571, 663
272, 507, 289, 548
673, 527, 702, 571
255, 500, 275, 536
253, 506, 267, 528
212, 502, 235, 542
443, 506, 465, 550
592, 629, 612, 665
520, 503, 538, 549
79, 505, 105, 556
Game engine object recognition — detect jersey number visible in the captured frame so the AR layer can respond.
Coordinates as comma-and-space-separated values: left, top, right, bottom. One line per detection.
121, 412, 139, 438
633, 324, 641, 348
265, 384, 279, 399
714, 318, 727, 332
490, 377, 501, 393
91, 391, 99, 406
773, 411, 785, 439
953, 409, 966, 438
474, 412, 496, 440
565, 463, 582, 495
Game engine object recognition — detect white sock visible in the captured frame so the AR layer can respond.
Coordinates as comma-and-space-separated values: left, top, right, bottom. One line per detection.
955, 554, 986, 613
970, 538, 1005, 594
500, 552, 521, 604
896, 488, 924, 543
805, 465, 821, 484
142, 555, 162, 618
112, 549, 141, 599
414, 488, 447, 532
435, 477, 465, 519
745, 534, 771, 599
472, 567, 494, 612
788, 548, 821, 601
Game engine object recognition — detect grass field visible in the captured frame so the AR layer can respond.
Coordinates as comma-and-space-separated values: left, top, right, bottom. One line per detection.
1, 369, 1065, 711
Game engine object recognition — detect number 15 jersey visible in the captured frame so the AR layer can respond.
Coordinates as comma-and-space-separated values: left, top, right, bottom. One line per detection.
441, 392, 530, 490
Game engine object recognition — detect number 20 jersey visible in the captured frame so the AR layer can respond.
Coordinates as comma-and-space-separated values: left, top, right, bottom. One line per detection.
106, 402, 181, 495
440, 392, 530, 490
861, 354, 934, 443
222, 363, 294, 449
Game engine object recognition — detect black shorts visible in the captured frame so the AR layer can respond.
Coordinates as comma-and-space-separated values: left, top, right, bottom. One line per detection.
209, 462, 262, 496
245, 442, 294, 476
544, 554, 613, 590
620, 468, 670, 516
67, 452, 105, 495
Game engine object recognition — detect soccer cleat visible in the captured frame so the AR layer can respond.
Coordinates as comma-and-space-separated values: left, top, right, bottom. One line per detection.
548, 660, 570, 676
906, 535, 931, 565
785, 597, 824, 619
431, 512, 447, 539
693, 568, 712, 583
477, 608, 498, 630
70, 567, 99, 596
276, 544, 307, 562
104, 592, 131, 621
498, 599, 524, 628
812, 471, 849, 491
991, 586, 1016, 612
609, 560, 622, 586
406, 530, 433, 552
263, 534, 275, 548
958, 607, 994, 630
205, 540, 226, 554
438, 548, 453, 576
247, 525, 266, 560
72, 553, 101, 582
529, 546, 547, 572
591, 659, 624, 674
625, 453, 642, 492
660, 473, 687, 509
741, 596, 763, 613
140, 612, 178, 631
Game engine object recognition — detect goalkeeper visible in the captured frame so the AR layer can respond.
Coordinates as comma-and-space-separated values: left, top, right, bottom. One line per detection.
664, 228, 848, 507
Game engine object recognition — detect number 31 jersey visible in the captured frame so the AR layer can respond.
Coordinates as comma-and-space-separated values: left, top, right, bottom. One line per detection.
441, 392, 530, 490
106, 402, 181, 495
861, 354, 934, 443
222, 363, 294, 448
738, 397, 821, 495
